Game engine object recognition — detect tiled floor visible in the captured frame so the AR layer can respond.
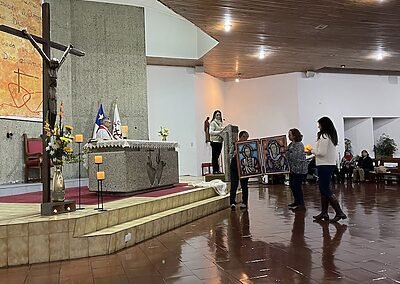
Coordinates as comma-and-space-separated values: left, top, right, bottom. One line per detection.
1, 181, 400, 283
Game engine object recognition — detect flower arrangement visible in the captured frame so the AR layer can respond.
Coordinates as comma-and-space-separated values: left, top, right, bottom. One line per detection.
45, 103, 77, 166
158, 126, 169, 141
304, 144, 313, 153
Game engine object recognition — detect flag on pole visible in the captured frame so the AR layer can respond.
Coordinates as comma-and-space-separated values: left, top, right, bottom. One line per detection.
112, 103, 122, 139
92, 104, 105, 139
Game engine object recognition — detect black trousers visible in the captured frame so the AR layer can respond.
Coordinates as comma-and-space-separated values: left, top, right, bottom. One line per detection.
230, 157, 249, 205
289, 173, 305, 205
211, 142, 223, 173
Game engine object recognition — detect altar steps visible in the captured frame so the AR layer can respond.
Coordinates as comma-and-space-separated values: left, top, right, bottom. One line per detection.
81, 193, 231, 256
68, 185, 239, 258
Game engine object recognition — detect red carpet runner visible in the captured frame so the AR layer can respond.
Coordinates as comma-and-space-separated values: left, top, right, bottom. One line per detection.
0, 184, 193, 205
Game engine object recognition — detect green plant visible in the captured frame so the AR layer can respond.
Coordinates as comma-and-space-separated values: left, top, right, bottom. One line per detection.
374, 133, 398, 157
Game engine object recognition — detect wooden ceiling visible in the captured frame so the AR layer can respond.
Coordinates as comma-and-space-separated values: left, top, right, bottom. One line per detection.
156, 0, 400, 79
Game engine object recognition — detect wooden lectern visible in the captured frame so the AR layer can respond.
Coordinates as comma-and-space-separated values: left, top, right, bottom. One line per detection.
221, 124, 239, 181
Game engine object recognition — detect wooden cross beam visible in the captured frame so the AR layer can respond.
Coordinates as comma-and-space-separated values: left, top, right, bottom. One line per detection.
0, 3, 85, 204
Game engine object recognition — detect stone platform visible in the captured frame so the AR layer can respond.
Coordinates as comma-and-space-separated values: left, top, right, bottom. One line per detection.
0, 177, 238, 268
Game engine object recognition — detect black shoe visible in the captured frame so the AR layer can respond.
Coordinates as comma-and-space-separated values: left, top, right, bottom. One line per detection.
288, 202, 298, 208
230, 204, 236, 210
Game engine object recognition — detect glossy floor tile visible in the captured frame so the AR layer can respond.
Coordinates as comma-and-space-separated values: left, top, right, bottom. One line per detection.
1, 181, 399, 283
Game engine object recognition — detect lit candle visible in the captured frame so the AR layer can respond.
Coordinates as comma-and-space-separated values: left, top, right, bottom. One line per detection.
121, 125, 129, 138
75, 134, 84, 143
97, 171, 105, 180
95, 155, 103, 164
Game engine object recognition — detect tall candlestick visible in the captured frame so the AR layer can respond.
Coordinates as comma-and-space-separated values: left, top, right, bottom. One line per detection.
97, 171, 105, 180
75, 134, 84, 143
121, 125, 128, 138
95, 155, 103, 164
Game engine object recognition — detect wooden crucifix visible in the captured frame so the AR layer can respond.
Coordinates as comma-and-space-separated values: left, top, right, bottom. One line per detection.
0, 3, 85, 205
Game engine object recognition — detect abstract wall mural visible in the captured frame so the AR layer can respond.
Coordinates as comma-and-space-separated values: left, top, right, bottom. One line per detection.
0, 0, 43, 121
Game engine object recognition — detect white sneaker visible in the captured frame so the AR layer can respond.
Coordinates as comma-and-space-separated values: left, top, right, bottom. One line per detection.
240, 204, 247, 209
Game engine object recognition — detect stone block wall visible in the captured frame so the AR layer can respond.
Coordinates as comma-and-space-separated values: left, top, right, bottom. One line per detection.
0, 0, 147, 183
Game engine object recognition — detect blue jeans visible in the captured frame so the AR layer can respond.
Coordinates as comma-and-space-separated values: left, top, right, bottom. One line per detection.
317, 165, 336, 197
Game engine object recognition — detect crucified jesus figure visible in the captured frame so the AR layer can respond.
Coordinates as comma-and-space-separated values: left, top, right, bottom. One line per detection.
22, 29, 73, 129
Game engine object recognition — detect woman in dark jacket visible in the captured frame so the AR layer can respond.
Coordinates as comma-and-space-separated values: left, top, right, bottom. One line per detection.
287, 128, 308, 209
353, 150, 374, 182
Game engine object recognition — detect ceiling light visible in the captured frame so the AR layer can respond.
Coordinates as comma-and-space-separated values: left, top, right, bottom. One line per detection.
373, 50, 387, 61
376, 52, 384, 60
341, 64, 346, 68
258, 50, 266, 60
315, 24, 328, 30
224, 23, 232, 32
235, 73, 241, 82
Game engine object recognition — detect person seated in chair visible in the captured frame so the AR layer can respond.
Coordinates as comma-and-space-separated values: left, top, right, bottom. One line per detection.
353, 150, 374, 182
339, 151, 355, 181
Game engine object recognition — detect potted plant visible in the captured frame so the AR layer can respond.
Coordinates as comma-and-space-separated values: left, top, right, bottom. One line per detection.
374, 133, 398, 158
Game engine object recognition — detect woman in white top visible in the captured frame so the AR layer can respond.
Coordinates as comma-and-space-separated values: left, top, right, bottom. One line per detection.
209, 110, 224, 174
310, 117, 347, 223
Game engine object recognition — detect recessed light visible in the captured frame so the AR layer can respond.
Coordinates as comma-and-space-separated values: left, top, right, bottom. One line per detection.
224, 23, 232, 32
368, 49, 389, 61
235, 73, 241, 82
341, 64, 346, 68
315, 24, 328, 30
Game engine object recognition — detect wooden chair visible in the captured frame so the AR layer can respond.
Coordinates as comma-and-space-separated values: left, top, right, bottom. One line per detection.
23, 134, 43, 183
201, 162, 212, 176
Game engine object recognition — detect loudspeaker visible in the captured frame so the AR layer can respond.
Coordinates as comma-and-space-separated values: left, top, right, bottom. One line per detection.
305, 71, 315, 78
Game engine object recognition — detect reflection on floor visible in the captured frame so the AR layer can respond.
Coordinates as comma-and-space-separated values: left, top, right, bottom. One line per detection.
1, 181, 399, 283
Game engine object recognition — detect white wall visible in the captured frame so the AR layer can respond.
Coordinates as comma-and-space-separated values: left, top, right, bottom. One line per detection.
147, 66, 225, 176
224, 73, 299, 139
147, 66, 197, 175
344, 118, 374, 156
194, 73, 225, 173
298, 73, 400, 158
148, 67, 400, 175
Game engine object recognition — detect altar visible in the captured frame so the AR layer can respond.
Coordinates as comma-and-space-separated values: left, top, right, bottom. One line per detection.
85, 140, 179, 193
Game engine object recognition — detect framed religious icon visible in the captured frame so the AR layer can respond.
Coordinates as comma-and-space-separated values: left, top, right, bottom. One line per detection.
260, 135, 290, 174
236, 139, 262, 178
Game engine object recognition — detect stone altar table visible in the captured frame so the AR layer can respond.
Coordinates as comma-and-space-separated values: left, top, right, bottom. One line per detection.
85, 140, 179, 193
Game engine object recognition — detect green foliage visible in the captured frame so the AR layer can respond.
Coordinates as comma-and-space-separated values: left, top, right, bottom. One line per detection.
374, 133, 398, 157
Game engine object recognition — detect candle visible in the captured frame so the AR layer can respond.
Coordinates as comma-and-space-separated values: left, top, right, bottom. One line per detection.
75, 134, 84, 143
121, 125, 128, 138
95, 155, 103, 164
97, 171, 105, 180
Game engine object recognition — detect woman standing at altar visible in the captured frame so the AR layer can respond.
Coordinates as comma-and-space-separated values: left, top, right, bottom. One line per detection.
209, 110, 224, 174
